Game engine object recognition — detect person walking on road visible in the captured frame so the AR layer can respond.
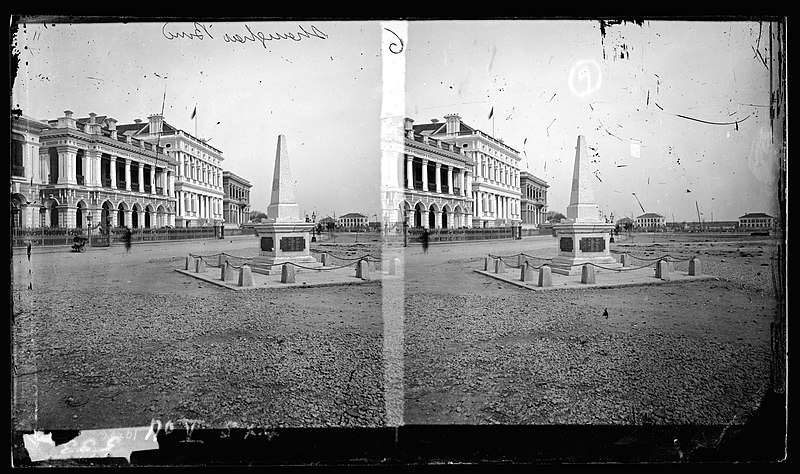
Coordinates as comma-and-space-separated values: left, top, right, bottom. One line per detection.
421, 228, 430, 253
123, 227, 132, 253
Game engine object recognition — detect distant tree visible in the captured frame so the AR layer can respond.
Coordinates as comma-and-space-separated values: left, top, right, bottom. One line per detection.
546, 211, 566, 223
250, 210, 268, 222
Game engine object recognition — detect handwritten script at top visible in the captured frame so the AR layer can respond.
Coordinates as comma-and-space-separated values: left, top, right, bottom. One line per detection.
161, 22, 328, 48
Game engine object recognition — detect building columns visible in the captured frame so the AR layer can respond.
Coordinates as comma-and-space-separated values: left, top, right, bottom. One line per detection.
447, 167, 454, 194
138, 163, 145, 192
124, 159, 132, 191
421, 159, 429, 192
435, 162, 442, 193
109, 157, 117, 189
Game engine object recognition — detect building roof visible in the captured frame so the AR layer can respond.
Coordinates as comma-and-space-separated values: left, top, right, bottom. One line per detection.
636, 213, 665, 219
115, 120, 180, 137
339, 212, 367, 219
222, 170, 252, 187
413, 116, 519, 154
520, 171, 549, 187
738, 212, 773, 219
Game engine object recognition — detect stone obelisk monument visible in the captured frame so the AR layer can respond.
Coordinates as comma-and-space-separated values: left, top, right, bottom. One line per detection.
551, 135, 620, 275
252, 135, 321, 274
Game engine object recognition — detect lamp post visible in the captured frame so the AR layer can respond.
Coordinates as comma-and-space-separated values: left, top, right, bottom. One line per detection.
87, 211, 92, 248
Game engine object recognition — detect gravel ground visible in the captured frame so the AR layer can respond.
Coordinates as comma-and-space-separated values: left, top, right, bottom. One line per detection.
11, 232, 785, 462
403, 235, 781, 431
12, 237, 386, 432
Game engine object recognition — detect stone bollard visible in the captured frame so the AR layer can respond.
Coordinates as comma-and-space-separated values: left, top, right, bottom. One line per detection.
356, 260, 370, 279
655, 260, 670, 280
389, 257, 401, 276
185, 255, 194, 270
195, 258, 206, 273
620, 254, 628, 267
580, 264, 596, 284
689, 257, 702, 276
517, 255, 525, 267
484, 256, 490, 271
218, 254, 228, 267
667, 259, 674, 274
220, 263, 227, 281
238, 264, 253, 287
281, 263, 296, 284
494, 258, 506, 274
320, 253, 328, 267
520, 263, 535, 282
538, 265, 553, 287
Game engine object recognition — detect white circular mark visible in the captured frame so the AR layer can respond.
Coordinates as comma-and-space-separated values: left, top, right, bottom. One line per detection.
568, 60, 602, 98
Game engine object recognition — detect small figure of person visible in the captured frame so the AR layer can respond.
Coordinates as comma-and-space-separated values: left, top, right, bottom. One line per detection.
123, 227, 132, 253
421, 228, 430, 253
26, 241, 32, 261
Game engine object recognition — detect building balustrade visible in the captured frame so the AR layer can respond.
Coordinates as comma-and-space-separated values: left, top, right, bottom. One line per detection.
76, 175, 84, 185
116, 180, 126, 189
103, 178, 111, 187
12, 166, 25, 177
156, 186, 163, 194
144, 184, 152, 193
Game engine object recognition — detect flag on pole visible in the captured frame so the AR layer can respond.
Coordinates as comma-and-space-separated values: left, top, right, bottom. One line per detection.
488, 107, 494, 120
190, 106, 197, 120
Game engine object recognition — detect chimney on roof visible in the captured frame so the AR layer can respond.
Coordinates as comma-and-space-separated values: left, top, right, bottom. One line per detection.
148, 114, 164, 134
86, 112, 101, 135
107, 118, 118, 139
404, 117, 414, 138
444, 113, 461, 136
431, 118, 439, 123
58, 110, 77, 129
134, 118, 142, 124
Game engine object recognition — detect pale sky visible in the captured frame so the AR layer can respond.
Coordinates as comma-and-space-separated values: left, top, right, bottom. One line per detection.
11, 19, 383, 221
12, 18, 783, 223
405, 19, 783, 222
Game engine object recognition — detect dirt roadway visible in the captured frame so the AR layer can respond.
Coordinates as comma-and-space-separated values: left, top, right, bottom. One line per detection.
12, 236, 386, 433
401, 234, 781, 431
11, 233, 784, 439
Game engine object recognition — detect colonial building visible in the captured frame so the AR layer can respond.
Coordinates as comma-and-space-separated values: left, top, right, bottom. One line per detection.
635, 212, 666, 231
12, 110, 178, 230
520, 171, 548, 228
396, 117, 474, 229
11, 113, 49, 228
118, 114, 224, 227
338, 212, 368, 229
414, 114, 521, 228
738, 212, 775, 230
222, 171, 252, 227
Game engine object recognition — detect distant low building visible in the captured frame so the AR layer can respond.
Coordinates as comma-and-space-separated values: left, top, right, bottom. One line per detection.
222, 171, 251, 227
337, 212, 368, 229
738, 212, 775, 230
634, 213, 666, 231
520, 171, 548, 228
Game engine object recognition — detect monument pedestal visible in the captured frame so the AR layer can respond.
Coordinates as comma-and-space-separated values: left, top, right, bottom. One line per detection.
251, 221, 323, 275
550, 221, 621, 276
